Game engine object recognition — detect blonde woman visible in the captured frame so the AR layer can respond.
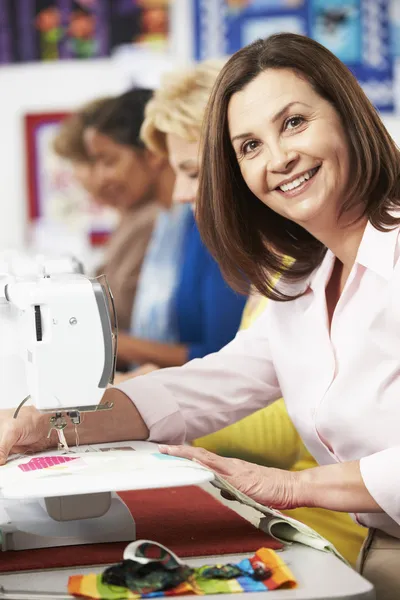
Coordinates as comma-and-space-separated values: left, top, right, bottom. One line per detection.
140, 59, 366, 566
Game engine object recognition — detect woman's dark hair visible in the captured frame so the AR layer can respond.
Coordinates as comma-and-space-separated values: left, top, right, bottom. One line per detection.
83, 88, 154, 151
197, 33, 400, 301
53, 97, 112, 163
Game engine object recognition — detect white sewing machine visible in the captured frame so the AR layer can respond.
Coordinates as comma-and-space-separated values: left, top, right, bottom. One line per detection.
0, 254, 212, 551
0, 252, 115, 417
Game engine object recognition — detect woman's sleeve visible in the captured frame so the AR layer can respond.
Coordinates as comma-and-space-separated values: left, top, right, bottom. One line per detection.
115, 307, 282, 444
360, 448, 400, 526
187, 257, 247, 360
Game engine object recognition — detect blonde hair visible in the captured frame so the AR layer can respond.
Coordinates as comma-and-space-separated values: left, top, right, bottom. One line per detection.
53, 97, 112, 163
141, 59, 225, 156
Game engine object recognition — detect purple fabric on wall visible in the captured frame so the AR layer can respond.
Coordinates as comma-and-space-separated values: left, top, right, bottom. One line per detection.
58, 0, 73, 59
18, 0, 35, 62
0, 0, 12, 64
94, 0, 109, 57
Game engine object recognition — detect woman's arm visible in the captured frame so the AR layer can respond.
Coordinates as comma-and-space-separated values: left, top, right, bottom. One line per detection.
0, 387, 149, 465
297, 460, 382, 513
116, 252, 246, 367
117, 332, 188, 368
159, 445, 383, 514
0, 307, 281, 460
116, 306, 281, 444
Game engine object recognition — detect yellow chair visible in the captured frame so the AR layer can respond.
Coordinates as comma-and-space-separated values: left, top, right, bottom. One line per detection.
193, 296, 367, 566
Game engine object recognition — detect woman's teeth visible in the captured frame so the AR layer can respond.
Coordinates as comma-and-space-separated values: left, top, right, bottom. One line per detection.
279, 167, 318, 192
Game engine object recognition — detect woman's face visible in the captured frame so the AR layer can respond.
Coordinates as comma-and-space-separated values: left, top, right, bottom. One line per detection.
72, 161, 115, 207
84, 127, 157, 212
228, 68, 350, 231
166, 133, 199, 206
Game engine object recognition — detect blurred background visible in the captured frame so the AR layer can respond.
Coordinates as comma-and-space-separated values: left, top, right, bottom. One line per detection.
0, 0, 398, 273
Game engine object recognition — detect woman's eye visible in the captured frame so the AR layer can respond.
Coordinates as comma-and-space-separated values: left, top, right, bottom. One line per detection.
284, 116, 304, 131
242, 140, 259, 155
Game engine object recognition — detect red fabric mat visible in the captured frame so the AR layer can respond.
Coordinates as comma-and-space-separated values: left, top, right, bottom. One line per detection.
0, 486, 281, 572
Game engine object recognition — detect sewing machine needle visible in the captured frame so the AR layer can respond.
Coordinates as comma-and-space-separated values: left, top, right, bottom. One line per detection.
56, 427, 69, 452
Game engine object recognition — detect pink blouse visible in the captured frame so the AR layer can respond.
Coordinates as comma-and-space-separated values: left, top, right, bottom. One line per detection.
116, 221, 400, 537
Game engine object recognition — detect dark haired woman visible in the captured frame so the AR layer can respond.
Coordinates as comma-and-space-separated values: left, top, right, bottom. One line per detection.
82, 89, 173, 334
54, 90, 171, 333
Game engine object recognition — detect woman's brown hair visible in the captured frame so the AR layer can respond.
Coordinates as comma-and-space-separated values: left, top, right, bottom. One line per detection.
53, 97, 112, 163
197, 33, 400, 300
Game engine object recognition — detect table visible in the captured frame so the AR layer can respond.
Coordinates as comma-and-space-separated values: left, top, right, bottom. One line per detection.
0, 543, 374, 599
0, 478, 375, 599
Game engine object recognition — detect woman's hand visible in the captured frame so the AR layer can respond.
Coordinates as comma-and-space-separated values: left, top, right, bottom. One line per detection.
158, 445, 300, 510
0, 406, 53, 465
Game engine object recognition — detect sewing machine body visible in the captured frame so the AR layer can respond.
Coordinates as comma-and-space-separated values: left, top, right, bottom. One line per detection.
0, 254, 213, 552
0, 274, 116, 413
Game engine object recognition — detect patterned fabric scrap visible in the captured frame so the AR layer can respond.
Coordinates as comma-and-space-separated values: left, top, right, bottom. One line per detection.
68, 547, 296, 598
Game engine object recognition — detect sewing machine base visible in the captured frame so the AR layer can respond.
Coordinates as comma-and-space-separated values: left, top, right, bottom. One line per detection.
0, 492, 135, 551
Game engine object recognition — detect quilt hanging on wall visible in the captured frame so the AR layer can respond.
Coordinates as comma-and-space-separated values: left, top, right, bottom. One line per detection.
0, 0, 169, 63
193, 0, 394, 112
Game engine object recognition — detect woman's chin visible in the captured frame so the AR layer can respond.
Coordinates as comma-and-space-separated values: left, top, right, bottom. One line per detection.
284, 196, 326, 226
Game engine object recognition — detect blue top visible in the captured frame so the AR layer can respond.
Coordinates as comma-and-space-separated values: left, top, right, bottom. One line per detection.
131, 203, 191, 344
175, 211, 247, 360
131, 206, 246, 361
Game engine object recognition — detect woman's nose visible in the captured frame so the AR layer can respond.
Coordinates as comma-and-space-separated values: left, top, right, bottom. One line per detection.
173, 180, 196, 205
268, 146, 299, 173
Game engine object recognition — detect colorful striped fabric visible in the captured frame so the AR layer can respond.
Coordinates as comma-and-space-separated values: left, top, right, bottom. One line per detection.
68, 548, 296, 598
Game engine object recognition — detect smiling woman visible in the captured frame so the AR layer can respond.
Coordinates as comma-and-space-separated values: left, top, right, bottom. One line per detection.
197, 34, 399, 303
228, 69, 350, 233
228, 69, 349, 235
